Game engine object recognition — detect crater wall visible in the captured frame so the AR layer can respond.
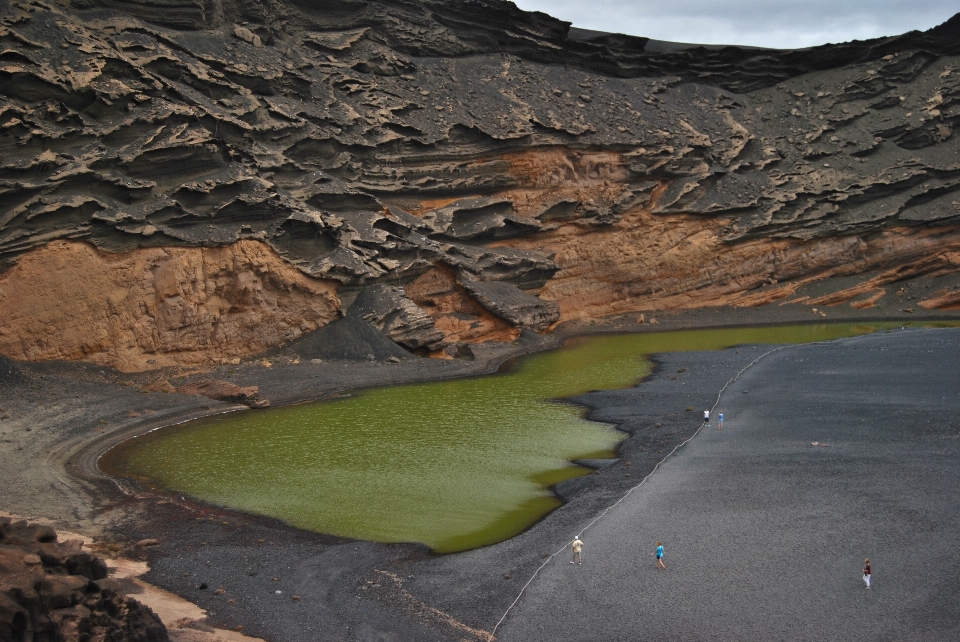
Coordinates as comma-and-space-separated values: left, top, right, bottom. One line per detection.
2, 0, 960, 369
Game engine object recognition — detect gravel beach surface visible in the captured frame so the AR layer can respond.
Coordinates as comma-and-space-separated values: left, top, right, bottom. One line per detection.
129, 342, 771, 641
3, 317, 960, 641
495, 327, 960, 642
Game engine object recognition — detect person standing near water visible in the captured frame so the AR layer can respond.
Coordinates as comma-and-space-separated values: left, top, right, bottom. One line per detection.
655, 541, 666, 570
571, 536, 583, 564
863, 558, 871, 588
718, 412, 724, 430
703, 409, 710, 424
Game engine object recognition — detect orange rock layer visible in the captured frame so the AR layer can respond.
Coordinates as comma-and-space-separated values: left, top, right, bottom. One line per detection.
3, 212, 960, 373
0, 240, 340, 371
459, 150, 960, 320
497, 210, 960, 320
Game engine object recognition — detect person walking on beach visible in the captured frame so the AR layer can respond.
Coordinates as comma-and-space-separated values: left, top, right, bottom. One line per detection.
571, 536, 583, 564
717, 412, 724, 430
703, 409, 710, 424
863, 558, 871, 589
655, 541, 666, 570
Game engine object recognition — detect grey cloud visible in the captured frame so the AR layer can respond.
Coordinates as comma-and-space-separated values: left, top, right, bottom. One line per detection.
513, 0, 960, 48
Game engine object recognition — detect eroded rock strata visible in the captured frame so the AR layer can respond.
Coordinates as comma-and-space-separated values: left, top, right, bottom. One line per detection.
1, 0, 960, 369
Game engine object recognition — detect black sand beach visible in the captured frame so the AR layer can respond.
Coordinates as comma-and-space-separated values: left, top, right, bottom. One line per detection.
496, 327, 960, 641
3, 318, 960, 641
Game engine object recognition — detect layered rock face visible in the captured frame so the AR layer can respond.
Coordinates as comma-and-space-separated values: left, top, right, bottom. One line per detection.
0, 517, 168, 642
1, 0, 959, 369
0, 240, 339, 370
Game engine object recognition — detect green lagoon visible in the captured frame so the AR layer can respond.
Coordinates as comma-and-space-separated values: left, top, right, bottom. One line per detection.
102, 322, 948, 553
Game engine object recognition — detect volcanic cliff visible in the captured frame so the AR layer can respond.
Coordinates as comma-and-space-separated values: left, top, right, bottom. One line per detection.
2, 0, 960, 370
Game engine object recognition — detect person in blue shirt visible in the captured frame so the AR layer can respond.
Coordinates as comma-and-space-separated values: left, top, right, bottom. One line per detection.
655, 541, 666, 570
718, 412, 724, 430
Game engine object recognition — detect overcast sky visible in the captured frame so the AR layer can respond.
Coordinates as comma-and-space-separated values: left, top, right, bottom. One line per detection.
511, 0, 960, 49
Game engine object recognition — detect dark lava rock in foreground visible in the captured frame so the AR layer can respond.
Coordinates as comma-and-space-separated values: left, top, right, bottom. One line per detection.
0, 517, 168, 642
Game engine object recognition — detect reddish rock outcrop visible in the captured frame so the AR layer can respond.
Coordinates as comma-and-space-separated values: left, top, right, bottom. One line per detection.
0, 241, 339, 371
498, 210, 960, 320
175, 379, 270, 408
0, 518, 168, 642
404, 265, 522, 347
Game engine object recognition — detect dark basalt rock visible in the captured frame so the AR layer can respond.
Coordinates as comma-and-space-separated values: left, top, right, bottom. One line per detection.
0, 356, 26, 386
349, 284, 447, 351
73, 0, 210, 30
457, 273, 561, 332
0, 517, 169, 642
0, 2, 951, 258
422, 198, 542, 241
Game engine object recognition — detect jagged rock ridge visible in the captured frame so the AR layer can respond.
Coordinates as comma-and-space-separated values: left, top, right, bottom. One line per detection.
1, 0, 960, 369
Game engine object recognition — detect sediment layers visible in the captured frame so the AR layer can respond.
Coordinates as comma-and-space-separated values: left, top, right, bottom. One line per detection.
1, 0, 960, 369
500, 217, 960, 319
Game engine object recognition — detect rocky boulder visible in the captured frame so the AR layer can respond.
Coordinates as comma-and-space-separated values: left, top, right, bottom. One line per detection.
0, 518, 168, 642
175, 380, 271, 408
457, 274, 561, 332
349, 285, 447, 352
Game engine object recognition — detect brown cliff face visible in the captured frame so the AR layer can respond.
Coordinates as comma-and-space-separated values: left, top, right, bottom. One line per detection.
497, 207, 960, 319
1, 0, 960, 369
0, 240, 339, 371
418, 143, 960, 321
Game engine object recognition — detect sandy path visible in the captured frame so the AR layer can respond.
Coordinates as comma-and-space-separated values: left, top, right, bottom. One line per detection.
495, 328, 960, 641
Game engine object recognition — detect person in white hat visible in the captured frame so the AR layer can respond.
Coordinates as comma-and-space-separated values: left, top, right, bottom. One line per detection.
571, 536, 583, 564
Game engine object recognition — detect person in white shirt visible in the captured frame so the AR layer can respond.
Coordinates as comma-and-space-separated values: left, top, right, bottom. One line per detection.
571, 536, 583, 564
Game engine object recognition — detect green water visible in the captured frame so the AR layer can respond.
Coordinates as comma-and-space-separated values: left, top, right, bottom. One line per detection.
103, 322, 948, 553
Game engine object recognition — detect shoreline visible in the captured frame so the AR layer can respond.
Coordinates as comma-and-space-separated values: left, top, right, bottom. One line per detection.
70, 308, 954, 534
3, 301, 960, 640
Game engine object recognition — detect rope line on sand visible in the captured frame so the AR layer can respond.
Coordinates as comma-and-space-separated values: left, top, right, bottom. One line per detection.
486, 343, 792, 641
487, 326, 930, 640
